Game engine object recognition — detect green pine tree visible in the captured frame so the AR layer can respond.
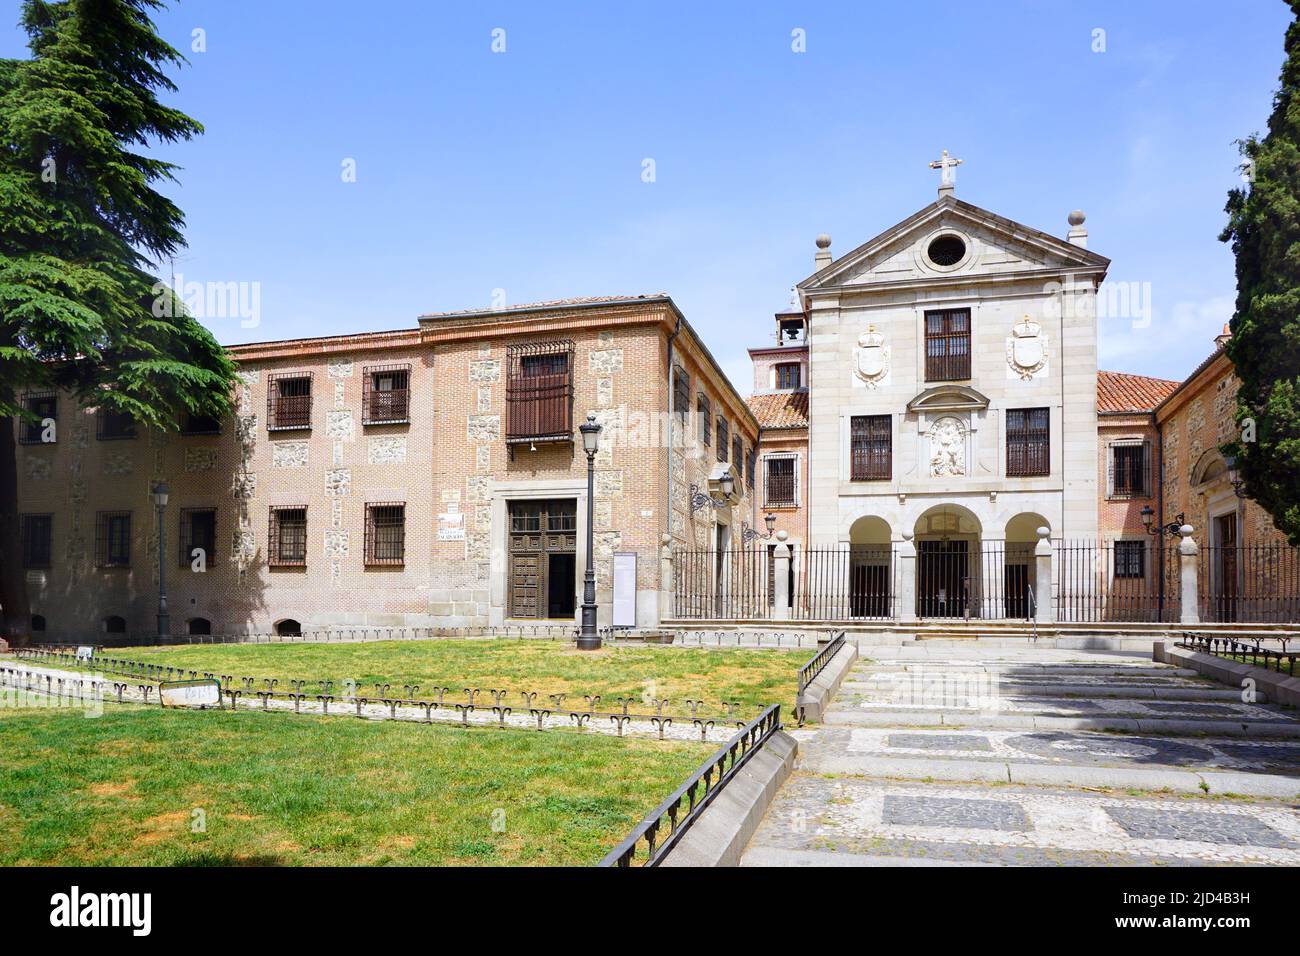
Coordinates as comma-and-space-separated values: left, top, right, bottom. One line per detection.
0, 0, 237, 642
1221, 1, 1300, 546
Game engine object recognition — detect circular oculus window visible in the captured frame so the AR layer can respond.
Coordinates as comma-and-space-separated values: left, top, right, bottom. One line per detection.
926, 234, 967, 267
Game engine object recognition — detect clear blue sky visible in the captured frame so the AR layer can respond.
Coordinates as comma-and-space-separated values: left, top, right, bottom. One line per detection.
3, 0, 1291, 390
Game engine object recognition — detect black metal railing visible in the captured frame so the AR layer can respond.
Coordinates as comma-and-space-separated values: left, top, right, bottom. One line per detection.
796, 630, 845, 725
1175, 632, 1297, 675
1055, 539, 1181, 623
599, 704, 783, 867
1198, 544, 1300, 624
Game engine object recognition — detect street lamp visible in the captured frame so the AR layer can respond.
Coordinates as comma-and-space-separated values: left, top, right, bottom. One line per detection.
151, 480, 170, 642
742, 513, 777, 544
577, 414, 602, 649
1222, 454, 1248, 499
1141, 504, 1186, 621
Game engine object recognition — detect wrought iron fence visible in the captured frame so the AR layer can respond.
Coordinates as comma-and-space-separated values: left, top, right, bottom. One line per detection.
795, 547, 896, 621
1055, 539, 1181, 623
1198, 544, 1300, 624
599, 704, 783, 867
1176, 632, 1297, 675
672, 547, 771, 619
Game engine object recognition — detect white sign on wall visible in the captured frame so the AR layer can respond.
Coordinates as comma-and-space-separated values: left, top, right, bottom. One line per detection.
613, 551, 637, 628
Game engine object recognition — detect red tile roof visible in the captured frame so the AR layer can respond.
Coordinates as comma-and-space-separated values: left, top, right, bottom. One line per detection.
746, 391, 809, 429
420, 294, 668, 319
1097, 370, 1181, 414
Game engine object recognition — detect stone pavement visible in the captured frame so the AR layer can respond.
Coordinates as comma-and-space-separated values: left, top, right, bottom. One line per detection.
742, 642, 1300, 866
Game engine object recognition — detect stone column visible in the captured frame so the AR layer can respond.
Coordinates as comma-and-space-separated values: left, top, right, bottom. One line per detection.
1178, 524, 1200, 625
772, 531, 791, 621
1034, 527, 1053, 624
897, 531, 917, 623
658, 533, 673, 626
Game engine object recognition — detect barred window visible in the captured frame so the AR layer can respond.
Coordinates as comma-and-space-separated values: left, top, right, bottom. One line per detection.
95, 511, 132, 567
180, 508, 217, 568
507, 341, 574, 441
267, 372, 312, 430
733, 435, 744, 481
1109, 440, 1151, 497
850, 415, 892, 480
1114, 540, 1146, 579
672, 365, 690, 424
269, 506, 307, 567
764, 455, 797, 508
924, 309, 971, 382
20, 392, 57, 444
97, 408, 136, 440
363, 363, 411, 424
697, 393, 711, 446
746, 447, 756, 490
717, 416, 729, 463
21, 514, 52, 569
1006, 407, 1050, 477
776, 362, 801, 389
365, 503, 406, 566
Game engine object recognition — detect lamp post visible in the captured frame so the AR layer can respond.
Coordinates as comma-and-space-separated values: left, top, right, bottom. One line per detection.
1141, 505, 1185, 621
152, 480, 171, 642
577, 414, 602, 649
741, 513, 777, 544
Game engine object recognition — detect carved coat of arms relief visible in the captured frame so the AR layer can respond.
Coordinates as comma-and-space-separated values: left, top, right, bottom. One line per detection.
1006, 315, 1048, 380
854, 325, 889, 388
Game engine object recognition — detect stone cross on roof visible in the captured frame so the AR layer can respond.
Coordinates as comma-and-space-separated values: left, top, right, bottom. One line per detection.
929, 149, 963, 195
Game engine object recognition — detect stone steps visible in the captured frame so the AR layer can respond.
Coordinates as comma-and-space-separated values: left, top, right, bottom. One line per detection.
842, 679, 1250, 702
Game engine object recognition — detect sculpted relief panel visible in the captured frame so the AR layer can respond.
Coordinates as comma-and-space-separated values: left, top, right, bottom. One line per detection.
928, 416, 966, 477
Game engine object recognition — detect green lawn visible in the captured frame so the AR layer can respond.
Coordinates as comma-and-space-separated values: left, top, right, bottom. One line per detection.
0, 703, 711, 866
50, 639, 803, 719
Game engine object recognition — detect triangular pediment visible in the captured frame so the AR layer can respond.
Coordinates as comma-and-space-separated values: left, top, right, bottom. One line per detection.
799, 196, 1109, 293
906, 384, 990, 414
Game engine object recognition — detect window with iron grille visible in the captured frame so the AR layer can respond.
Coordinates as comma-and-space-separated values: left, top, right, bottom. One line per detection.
1109, 440, 1151, 497
775, 362, 801, 389
363, 363, 411, 424
850, 414, 892, 480
267, 372, 312, 430
924, 309, 971, 381
764, 455, 797, 507
269, 506, 307, 567
97, 408, 136, 440
180, 508, 217, 568
21, 514, 52, 569
697, 393, 711, 446
717, 416, 729, 462
95, 511, 132, 567
19, 392, 57, 444
181, 411, 222, 435
506, 341, 574, 441
746, 447, 756, 489
672, 365, 690, 424
733, 435, 744, 481
1114, 539, 1146, 579
364, 502, 406, 566
1006, 407, 1050, 477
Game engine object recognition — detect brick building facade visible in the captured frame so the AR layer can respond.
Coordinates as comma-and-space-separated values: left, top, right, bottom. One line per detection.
15, 295, 758, 639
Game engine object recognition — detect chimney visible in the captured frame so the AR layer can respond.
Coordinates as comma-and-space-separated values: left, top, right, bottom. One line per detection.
1215, 323, 1232, 349
814, 233, 832, 271
1067, 210, 1088, 248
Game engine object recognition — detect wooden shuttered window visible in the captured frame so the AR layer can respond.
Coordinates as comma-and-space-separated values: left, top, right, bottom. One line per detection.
1006, 407, 1050, 477
747, 447, 757, 490
924, 309, 971, 382
267, 372, 313, 430
363, 364, 411, 424
697, 394, 711, 446
733, 435, 744, 481
717, 416, 729, 462
269, 506, 307, 567
506, 341, 574, 441
1109, 440, 1151, 497
95, 511, 132, 567
850, 414, 892, 480
672, 366, 690, 424
364, 502, 406, 566
764, 455, 797, 507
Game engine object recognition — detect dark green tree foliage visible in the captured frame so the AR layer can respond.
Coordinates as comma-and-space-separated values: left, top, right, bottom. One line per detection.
1221, 2, 1300, 545
0, 0, 236, 640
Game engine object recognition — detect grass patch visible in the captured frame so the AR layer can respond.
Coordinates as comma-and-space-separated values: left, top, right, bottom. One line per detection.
43, 639, 802, 719
0, 704, 712, 866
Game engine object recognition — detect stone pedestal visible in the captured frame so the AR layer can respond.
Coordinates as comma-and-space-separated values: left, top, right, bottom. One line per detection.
1034, 526, 1053, 623
772, 532, 791, 621
1178, 524, 1200, 625
896, 532, 917, 623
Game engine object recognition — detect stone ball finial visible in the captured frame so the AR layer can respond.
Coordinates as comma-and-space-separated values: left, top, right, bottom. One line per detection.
775, 530, 788, 542
1068, 209, 1086, 227
815, 233, 832, 249
1036, 526, 1051, 539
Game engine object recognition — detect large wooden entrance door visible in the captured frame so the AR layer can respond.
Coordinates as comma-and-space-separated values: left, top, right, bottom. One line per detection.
508, 500, 578, 619
918, 540, 970, 618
